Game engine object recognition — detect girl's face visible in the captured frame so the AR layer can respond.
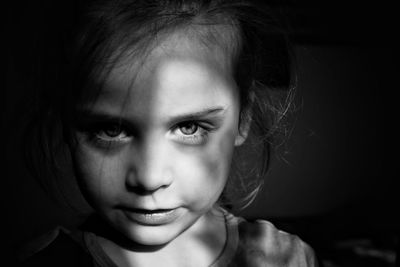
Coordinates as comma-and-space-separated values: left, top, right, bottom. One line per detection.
72, 34, 246, 246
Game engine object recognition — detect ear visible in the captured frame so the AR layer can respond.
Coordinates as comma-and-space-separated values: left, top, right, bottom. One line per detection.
234, 94, 253, 146
234, 110, 251, 146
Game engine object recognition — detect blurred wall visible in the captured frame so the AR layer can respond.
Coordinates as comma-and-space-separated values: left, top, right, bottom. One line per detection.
242, 44, 390, 219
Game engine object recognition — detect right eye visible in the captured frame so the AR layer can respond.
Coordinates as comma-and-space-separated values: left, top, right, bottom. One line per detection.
92, 123, 132, 144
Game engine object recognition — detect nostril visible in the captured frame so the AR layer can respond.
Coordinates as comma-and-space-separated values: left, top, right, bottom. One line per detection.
125, 173, 172, 195
126, 184, 156, 195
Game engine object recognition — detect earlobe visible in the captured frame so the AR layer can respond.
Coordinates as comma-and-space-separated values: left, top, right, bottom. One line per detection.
234, 134, 247, 146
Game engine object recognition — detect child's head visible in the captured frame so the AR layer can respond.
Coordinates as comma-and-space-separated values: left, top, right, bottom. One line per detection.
24, 0, 293, 245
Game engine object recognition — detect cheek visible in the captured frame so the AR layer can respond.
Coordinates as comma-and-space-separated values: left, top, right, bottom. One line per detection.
173, 126, 237, 208
72, 145, 126, 207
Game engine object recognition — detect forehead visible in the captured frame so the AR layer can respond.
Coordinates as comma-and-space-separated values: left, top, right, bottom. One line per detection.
113, 26, 239, 80
85, 32, 239, 120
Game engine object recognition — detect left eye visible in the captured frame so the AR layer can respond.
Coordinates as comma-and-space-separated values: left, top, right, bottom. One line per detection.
171, 121, 210, 145
179, 122, 199, 135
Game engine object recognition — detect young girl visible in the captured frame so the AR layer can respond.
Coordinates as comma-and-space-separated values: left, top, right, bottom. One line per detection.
19, 0, 318, 266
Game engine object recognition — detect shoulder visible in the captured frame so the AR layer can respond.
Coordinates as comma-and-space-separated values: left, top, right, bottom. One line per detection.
17, 227, 93, 267
236, 219, 318, 267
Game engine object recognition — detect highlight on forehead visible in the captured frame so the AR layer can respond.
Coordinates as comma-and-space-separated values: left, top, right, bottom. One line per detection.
184, 21, 242, 71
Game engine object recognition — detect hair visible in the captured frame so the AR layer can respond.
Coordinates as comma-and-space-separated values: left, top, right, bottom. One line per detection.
23, 0, 295, 213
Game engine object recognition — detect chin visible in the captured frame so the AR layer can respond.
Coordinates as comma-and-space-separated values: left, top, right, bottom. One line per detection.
121, 223, 182, 246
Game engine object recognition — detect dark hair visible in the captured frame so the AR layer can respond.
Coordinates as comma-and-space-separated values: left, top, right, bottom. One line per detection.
24, 0, 295, 213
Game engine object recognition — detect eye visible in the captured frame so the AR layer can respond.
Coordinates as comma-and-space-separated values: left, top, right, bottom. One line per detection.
171, 121, 211, 145
102, 124, 124, 137
93, 123, 131, 143
179, 122, 198, 135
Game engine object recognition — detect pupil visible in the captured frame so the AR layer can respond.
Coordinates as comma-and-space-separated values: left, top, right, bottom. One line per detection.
105, 124, 122, 137
181, 123, 197, 135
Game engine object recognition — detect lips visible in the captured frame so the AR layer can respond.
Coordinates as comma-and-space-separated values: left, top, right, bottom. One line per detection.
121, 207, 181, 226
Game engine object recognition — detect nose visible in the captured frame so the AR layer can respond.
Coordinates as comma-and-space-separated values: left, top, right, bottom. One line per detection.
125, 138, 173, 194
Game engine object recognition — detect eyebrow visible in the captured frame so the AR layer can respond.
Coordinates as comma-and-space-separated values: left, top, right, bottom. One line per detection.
166, 107, 226, 122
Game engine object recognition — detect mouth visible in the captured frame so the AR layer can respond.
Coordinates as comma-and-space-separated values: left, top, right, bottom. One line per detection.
121, 207, 181, 226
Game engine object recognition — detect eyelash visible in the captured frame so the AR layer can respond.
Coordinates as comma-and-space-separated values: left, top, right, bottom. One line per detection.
86, 121, 212, 147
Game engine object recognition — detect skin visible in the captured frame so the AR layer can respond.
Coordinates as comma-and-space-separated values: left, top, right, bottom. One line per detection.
71, 32, 249, 266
